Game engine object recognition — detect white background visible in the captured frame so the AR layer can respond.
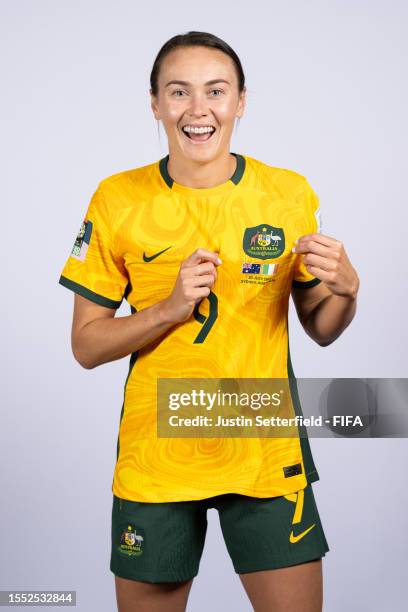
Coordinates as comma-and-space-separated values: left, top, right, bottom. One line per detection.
1, 1, 407, 610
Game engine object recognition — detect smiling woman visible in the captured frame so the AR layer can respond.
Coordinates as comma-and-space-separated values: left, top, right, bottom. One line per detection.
58, 29, 359, 612
149, 33, 246, 187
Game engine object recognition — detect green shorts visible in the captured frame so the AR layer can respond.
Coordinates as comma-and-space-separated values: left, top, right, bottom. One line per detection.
110, 483, 329, 583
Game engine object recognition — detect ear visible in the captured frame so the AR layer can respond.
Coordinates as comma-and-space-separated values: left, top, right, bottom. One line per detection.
236, 86, 246, 119
150, 89, 161, 120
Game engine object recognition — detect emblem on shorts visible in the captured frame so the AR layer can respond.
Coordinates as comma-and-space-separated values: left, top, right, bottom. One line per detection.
283, 487, 316, 544
243, 225, 285, 260
71, 219, 93, 262
118, 524, 144, 557
289, 524, 316, 543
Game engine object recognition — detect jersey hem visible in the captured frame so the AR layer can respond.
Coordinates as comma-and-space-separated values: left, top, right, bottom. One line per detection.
112, 472, 319, 504
58, 275, 122, 309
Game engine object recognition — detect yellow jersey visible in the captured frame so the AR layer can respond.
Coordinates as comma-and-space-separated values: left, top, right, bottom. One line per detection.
59, 153, 323, 502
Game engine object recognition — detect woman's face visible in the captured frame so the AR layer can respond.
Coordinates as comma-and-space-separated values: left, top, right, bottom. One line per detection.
151, 46, 246, 164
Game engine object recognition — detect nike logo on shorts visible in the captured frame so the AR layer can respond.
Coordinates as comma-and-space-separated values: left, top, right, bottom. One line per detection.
289, 523, 316, 543
143, 246, 172, 262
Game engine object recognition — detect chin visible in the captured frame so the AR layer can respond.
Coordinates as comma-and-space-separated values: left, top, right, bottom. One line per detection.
181, 144, 222, 164
188, 148, 217, 160
172, 131, 224, 162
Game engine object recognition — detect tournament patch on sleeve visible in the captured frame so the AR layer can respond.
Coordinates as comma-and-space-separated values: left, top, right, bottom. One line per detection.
70, 219, 93, 262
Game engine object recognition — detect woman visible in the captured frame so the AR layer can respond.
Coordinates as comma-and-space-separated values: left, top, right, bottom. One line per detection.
59, 31, 359, 612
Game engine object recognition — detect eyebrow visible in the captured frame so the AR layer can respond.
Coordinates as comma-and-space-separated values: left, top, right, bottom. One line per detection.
165, 79, 230, 88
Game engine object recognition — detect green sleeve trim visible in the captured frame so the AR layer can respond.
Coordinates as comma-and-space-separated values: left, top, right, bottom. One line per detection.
58, 275, 123, 309
292, 277, 322, 289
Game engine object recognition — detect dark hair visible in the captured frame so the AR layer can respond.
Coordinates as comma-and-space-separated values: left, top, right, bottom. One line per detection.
150, 31, 245, 96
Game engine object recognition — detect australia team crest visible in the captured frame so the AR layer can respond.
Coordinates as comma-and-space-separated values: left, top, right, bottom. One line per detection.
118, 524, 145, 557
243, 224, 285, 260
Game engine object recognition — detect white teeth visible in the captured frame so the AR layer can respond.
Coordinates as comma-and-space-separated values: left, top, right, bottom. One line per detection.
182, 126, 215, 134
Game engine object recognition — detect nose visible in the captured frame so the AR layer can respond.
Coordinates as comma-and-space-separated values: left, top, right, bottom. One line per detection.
187, 92, 208, 118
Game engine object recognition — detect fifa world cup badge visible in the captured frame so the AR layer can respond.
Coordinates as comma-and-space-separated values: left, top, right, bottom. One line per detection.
71, 219, 93, 262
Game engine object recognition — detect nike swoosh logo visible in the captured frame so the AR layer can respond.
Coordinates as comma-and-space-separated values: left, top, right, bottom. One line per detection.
289, 523, 316, 543
143, 246, 172, 262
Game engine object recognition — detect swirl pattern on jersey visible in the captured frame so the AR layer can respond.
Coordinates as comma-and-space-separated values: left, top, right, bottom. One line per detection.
59, 154, 321, 502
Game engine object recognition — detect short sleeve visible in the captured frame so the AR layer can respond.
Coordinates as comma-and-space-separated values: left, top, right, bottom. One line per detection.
58, 185, 129, 308
292, 178, 323, 289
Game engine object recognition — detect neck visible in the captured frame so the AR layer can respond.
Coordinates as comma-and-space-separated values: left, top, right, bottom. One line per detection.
167, 150, 237, 189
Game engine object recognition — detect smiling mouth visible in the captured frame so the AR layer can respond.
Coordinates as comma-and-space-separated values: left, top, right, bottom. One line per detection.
181, 126, 217, 143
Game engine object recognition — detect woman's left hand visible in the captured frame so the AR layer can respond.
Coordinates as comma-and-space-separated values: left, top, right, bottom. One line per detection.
292, 233, 360, 299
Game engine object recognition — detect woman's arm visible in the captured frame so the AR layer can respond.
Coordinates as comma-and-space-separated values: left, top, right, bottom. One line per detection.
291, 232, 359, 346
71, 296, 174, 369
72, 249, 221, 369
291, 283, 357, 346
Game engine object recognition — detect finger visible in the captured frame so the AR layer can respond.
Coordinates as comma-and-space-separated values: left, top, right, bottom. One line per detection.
180, 262, 217, 283
194, 261, 217, 276
293, 233, 341, 252
303, 265, 333, 284
189, 274, 216, 288
302, 253, 338, 272
181, 261, 216, 278
183, 248, 222, 268
293, 240, 333, 258
192, 287, 211, 302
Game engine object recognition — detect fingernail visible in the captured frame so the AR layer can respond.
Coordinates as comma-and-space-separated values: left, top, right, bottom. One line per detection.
291, 247, 296, 253
217, 257, 222, 265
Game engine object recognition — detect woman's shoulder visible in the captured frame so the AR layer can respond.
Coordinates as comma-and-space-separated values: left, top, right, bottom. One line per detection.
244, 155, 306, 184
242, 155, 319, 216
84, 159, 170, 216
98, 159, 160, 195
242, 153, 310, 194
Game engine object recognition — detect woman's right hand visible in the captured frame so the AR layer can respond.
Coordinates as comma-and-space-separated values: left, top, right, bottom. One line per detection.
159, 248, 222, 324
